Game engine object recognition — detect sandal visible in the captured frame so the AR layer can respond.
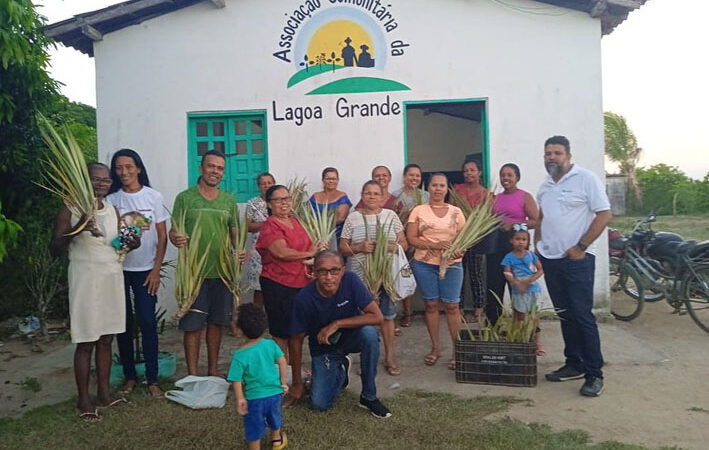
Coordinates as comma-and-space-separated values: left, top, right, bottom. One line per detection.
97, 397, 129, 410
535, 346, 546, 357
78, 409, 101, 423
394, 327, 402, 337
272, 431, 288, 450
148, 384, 164, 398
282, 393, 302, 408
384, 364, 401, 376
118, 380, 136, 395
448, 360, 456, 371
424, 353, 440, 366
399, 314, 412, 328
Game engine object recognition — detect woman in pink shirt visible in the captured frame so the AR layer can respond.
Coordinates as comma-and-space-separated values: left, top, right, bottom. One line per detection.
487, 163, 539, 324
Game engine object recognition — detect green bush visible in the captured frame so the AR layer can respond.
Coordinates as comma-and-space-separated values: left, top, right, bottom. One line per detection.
632, 164, 709, 215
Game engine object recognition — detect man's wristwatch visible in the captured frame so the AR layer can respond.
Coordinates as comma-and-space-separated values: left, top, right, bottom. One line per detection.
576, 241, 588, 252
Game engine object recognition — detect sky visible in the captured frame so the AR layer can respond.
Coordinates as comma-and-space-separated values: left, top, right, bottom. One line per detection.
40, 0, 709, 180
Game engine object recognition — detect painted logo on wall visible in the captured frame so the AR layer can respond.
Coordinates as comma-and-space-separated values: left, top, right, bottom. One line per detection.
273, 1, 411, 95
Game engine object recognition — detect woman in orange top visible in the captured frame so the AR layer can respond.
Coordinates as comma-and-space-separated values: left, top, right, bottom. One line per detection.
406, 173, 465, 370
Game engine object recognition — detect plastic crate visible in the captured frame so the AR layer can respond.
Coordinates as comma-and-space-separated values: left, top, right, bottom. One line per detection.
455, 331, 537, 387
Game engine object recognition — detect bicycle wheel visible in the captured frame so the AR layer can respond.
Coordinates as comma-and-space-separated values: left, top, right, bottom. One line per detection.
683, 264, 709, 333
610, 259, 645, 321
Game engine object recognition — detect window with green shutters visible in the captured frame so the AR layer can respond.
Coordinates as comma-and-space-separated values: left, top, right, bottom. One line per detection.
187, 111, 268, 201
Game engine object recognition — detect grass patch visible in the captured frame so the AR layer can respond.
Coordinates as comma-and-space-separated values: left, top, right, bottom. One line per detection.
15, 377, 42, 393
687, 406, 709, 414
0, 385, 660, 449
611, 215, 709, 241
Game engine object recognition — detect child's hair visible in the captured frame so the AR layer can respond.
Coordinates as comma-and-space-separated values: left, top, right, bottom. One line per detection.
510, 223, 531, 249
236, 303, 268, 339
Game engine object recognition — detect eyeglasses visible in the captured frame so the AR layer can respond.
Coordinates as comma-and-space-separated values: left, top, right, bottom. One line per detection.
314, 267, 342, 277
270, 196, 292, 204
90, 177, 112, 185
512, 223, 528, 231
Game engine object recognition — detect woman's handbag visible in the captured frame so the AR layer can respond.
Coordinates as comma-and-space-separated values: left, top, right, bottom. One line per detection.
392, 245, 416, 300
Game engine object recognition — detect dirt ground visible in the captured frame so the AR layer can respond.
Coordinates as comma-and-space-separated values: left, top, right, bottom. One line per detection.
1, 301, 707, 449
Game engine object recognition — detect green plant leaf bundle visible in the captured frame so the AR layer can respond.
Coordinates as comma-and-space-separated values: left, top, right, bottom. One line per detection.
172, 211, 211, 318
218, 204, 250, 305
35, 114, 96, 236
439, 193, 500, 279
359, 215, 397, 301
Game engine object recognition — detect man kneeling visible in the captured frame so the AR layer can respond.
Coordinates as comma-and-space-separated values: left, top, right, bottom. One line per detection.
289, 250, 392, 418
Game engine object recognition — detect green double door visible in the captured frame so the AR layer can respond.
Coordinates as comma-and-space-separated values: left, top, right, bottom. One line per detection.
187, 112, 268, 201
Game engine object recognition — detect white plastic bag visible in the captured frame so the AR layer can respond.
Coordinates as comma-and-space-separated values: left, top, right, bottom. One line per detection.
165, 376, 230, 409
392, 245, 416, 300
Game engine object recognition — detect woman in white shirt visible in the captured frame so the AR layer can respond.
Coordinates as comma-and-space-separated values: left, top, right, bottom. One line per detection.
107, 149, 168, 398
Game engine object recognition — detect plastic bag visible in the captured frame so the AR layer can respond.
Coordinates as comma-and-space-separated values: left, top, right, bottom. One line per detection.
165, 376, 230, 409
392, 245, 417, 300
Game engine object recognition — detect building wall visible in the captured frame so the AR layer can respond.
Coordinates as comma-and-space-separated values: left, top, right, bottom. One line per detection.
94, 0, 609, 315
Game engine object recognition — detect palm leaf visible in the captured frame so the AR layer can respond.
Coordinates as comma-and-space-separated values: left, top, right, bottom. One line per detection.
35, 114, 97, 234
218, 204, 250, 305
439, 194, 500, 279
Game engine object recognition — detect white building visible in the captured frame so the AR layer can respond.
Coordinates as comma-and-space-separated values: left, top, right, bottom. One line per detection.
47, 0, 646, 315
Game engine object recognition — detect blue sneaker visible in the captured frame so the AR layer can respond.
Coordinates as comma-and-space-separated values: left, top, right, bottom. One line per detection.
580, 377, 604, 397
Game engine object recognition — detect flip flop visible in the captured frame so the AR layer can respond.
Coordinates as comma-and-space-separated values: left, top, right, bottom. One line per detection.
384, 364, 401, 376
394, 327, 402, 337
97, 397, 129, 410
424, 353, 440, 366
535, 348, 546, 357
78, 409, 102, 423
282, 393, 302, 408
272, 431, 288, 450
148, 384, 165, 398
118, 380, 136, 395
448, 360, 456, 371
399, 315, 412, 328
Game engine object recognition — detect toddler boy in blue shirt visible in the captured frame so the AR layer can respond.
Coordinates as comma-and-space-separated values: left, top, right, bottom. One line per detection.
228, 303, 289, 449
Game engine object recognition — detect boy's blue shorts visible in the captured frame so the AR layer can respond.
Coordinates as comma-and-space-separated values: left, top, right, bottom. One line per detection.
243, 393, 283, 442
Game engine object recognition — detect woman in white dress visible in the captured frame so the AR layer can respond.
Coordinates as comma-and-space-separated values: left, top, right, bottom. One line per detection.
50, 163, 138, 422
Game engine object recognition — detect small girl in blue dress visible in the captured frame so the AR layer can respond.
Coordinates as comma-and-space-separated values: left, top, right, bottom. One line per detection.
501, 223, 545, 356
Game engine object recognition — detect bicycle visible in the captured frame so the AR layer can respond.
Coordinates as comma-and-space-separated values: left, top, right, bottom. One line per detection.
609, 215, 709, 332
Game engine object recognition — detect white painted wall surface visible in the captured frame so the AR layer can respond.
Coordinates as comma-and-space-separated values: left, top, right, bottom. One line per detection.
94, 0, 609, 316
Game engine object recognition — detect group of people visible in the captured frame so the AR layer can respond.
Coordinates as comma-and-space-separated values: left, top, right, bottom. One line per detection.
54, 135, 611, 448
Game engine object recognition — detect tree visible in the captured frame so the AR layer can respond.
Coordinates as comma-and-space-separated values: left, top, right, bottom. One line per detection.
0, 1, 97, 319
604, 111, 643, 207
636, 164, 690, 215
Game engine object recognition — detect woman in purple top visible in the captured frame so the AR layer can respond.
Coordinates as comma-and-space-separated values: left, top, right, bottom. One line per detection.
486, 163, 539, 324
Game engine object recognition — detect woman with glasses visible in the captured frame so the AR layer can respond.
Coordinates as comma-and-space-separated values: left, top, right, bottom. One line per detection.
107, 148, 168, 398
354, 165, 398, 210
245, 172, 276, 308
309, 167, 352, 244
486, 163, 539, 325
406, 173, 465, 370
256, 184, 318, 405
392, 163, 429, 328
50, 163, 136, 422
340, 180, 408, 376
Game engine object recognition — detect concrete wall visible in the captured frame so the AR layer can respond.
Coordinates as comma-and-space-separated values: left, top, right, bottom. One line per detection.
405, 109, 482, 173
93, 0, 609, 315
